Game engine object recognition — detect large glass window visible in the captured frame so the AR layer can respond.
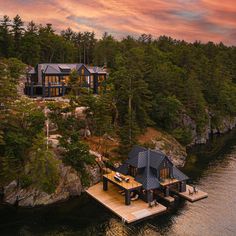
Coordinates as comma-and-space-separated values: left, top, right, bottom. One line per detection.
50, 88, 59, 96
90, 75, 94, 88
45, 76, 60, 85
61, 76, 69, 85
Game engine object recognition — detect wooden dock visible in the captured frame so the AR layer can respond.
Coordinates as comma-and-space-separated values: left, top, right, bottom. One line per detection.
173, 185, 208, 202
86, 182, 167, 223
158, 192, 175, 203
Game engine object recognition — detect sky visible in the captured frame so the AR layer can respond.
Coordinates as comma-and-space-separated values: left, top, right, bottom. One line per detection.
0, 0, 236, 45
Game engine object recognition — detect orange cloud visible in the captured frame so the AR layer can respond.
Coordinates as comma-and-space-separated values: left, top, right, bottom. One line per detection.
0, 0, 235, 45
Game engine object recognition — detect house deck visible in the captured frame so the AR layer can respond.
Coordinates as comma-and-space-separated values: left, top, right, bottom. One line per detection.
86, 182, 167, 223
174, 185, 208, 202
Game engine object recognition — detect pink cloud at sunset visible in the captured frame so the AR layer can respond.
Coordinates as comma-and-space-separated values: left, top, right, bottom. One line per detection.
0, 0, 236, 45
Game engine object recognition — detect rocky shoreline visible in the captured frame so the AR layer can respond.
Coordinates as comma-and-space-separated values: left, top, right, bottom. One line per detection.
183, 113, 236, 145
2, 120, 235, 208
2, 162, 101, 207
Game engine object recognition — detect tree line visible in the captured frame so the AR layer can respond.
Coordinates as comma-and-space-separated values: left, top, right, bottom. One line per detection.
1, 14, 236, 152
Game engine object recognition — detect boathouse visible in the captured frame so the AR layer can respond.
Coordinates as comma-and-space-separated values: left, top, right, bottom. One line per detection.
24, 63, 107, 97
116, 146, 189, 202
86, 146, 208, 223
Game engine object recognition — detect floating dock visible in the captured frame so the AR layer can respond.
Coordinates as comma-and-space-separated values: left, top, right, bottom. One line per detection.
158, 192, 175, 203
86, 182, 167, 223
173, 185, 208, 202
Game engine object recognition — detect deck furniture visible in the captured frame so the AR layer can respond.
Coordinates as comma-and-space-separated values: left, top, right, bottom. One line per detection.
189, 189, 194, 195
103, 171, 142, 205
131, 193, 139, 201
114, 175, 122, 182
148, 199, 159, 208
193, 186, 198, 194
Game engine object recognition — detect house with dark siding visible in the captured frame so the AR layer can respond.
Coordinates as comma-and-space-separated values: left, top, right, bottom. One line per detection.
25, 63, 107, 97
117, 146, 189, 202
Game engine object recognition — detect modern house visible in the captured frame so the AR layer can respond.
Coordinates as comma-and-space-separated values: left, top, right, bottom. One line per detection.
116, 146, 189, 202
24, 63, 107, 97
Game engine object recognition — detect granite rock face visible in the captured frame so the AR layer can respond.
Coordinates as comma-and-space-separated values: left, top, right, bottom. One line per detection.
138, 128, 187, 167
3, 163, 101, 207
182, 113, 236, 145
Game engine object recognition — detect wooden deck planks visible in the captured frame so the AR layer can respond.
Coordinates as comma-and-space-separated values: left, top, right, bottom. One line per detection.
86, 182, 167, 223
176, 185, 208, 202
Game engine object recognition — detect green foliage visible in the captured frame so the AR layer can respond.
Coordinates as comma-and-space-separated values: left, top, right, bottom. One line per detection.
111, 48, 153, 153
25, 133, 60, 193
172, 127, 193, 146
2, 57, 26, 79
1, 13, 236, 149
68, 69, 81, 98
59, 132, 94, 186
152, 95, 183, 131
79, 94, 113, 136
0, 96, 45, 185
20, 174, 33, 188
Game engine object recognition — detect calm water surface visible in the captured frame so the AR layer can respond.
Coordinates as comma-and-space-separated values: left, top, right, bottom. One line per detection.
0, 130, 236, 236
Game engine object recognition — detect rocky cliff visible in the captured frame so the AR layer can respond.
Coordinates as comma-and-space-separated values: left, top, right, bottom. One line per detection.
182, 113, 236, 145
138, 127, 187, 167
3, 162, 101, 207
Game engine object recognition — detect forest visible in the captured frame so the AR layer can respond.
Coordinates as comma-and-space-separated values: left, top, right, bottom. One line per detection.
0, 15, 236, 192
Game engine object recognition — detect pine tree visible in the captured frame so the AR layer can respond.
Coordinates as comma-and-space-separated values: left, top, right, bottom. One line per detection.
12, 15, 24, 57
21, 21, 40, 65
0, 15, 13, 57
25, 132, 59, 193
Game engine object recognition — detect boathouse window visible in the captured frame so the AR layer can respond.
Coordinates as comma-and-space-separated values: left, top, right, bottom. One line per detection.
160, 168, 170, 179
129, 166, 137, 177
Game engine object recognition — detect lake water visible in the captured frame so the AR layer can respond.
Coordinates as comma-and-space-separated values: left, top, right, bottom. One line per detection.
0, 129, 236, 236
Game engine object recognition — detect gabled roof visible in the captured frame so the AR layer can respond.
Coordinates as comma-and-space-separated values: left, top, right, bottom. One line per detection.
128, 145, 147, 160
116, 163, 129, 175
33, 63, 107, 75
28, 67, 36, 74
116, 146, 189, 190
44, 65, 61, 74
87, 66, 107, 74
126, 150, 147, 168
135, 167, 160, 190
149, 150, 166, 170
173, 166, 189, 181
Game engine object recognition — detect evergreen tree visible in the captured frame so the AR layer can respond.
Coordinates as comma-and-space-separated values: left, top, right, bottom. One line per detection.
24, 132, 60, 193
12, 15, 24, 57
0, 15, 13, 57
21, 21, 40, 65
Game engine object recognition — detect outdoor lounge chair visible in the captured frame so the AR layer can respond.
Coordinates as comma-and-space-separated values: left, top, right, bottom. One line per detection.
193, 186, 198, 194
188, 189, 194, 195
149, 200, 159, 208
131, 193, 139, 201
